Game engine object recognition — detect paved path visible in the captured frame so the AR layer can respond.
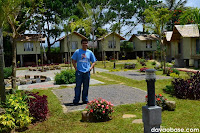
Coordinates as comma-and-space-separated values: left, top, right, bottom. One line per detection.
52, 84, 146, 112
17, 69, 62, 80
16, 67, 108, 90
17, 67, 109, 80
108, 70, 171, 80
18, 79, 104, 90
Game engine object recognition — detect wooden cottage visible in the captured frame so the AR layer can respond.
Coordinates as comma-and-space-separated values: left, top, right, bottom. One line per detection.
59, 32, 88, 63
169, 24, 200, 68
129, 34, 158, 59
97, 32, 126, 60
16, 34, 45, 67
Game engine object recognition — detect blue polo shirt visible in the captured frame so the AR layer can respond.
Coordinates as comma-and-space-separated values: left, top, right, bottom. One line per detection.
71, 49, 96, 73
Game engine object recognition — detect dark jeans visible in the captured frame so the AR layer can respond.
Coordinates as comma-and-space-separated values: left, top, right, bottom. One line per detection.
73, 71, 90, 103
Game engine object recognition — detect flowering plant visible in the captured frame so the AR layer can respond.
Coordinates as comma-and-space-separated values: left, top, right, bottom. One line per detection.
139, 67, 148, 72
145, 94, 167, 110
86, 98, 114, 121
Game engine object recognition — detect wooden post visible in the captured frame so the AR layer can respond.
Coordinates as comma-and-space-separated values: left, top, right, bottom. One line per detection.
20, 55, 23, 67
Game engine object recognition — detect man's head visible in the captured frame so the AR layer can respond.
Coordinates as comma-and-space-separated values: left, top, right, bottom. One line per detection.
81, 39, 88, 50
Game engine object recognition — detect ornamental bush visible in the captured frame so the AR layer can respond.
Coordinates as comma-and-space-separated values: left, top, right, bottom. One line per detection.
0, 91, 33, 132
167, 68, 180, 76
26, 92, 49, 121
55, 69, 75, 84
172, 72, 200, 100
86, 98, 114, 121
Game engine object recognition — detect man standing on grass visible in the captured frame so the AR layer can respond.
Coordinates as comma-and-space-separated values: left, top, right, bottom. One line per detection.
71, 39, 96, 105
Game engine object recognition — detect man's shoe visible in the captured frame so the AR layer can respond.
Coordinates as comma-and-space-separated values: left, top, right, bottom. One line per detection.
73, 102, 79, 106
83, 101, 89, 104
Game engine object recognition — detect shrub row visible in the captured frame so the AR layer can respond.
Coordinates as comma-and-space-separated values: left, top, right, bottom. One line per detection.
55, 69, 76, 84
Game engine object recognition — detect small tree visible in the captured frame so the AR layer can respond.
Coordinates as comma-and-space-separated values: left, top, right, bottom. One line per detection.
2, 0, 42, 90
143, 7, 171, 74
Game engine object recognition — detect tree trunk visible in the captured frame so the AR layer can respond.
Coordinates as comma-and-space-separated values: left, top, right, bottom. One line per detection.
67, 33, 70, 69
92, 28, 95, 74
0, 28, 6, 102
11, 38, 17, 90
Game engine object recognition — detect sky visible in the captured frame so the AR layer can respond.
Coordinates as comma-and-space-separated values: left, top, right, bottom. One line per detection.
27, 0, 200, 47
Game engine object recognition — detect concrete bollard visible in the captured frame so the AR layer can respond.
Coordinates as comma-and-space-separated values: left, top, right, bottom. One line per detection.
142, 69, 162, 133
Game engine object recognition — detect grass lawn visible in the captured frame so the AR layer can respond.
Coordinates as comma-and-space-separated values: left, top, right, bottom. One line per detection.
23, 71, 200, 133
95, 59, 161, 71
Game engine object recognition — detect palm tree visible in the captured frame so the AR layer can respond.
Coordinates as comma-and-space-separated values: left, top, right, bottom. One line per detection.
164, 0, 188, 10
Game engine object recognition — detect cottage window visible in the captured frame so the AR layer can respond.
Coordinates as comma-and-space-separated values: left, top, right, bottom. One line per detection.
24, 42, 33, 51
71, 41, 78, 49
196, 39, 200, 54
133, 42, 136, 49
178, 42, 181, 54
146, 41, 152, 48
108, 41, 116, 48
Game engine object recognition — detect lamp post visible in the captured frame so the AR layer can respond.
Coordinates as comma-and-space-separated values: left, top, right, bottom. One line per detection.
142, 69, 162, 133
145, 69, 156, 106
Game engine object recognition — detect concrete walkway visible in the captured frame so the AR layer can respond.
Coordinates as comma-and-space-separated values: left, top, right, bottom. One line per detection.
18, 79, 104, 90
16, 68, 107, 90
52, 84, 146, 112
108, 70, 171, 80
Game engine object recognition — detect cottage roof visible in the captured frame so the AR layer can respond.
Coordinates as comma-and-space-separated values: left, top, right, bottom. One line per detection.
174, 24, 199, 37
88, 41, 97, 48
129, 34, 158, 41
97, 32, 126, 41
164, 31, 173, 42
58, 31, 88, 41
16, 34, 45, 43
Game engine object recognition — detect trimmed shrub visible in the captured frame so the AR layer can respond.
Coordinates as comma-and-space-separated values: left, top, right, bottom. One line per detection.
55, 69, 75, 84
151, 61, 156, 65
163, 85, 174, 95
26, 92, 48, 122
170, 73, 179, 78
171, 68, 180, 75
172, 72, 200, 100
3, 67, 12, 79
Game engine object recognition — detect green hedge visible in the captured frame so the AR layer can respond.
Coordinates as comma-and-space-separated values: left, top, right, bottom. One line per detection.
55, 69, 76, 84
3, 67, 12, 79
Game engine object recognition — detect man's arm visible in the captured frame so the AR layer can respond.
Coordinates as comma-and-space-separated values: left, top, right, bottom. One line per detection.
72, 59, 77, 71
89, 62, 95, 71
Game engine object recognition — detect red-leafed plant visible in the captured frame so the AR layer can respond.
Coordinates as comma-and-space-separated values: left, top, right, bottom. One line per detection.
172, 71, 200, 100
140, 67, 148, 72
26, 92, 49, 121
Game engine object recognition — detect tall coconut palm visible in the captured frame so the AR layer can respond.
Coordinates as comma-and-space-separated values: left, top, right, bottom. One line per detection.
164, 0, 187, 10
